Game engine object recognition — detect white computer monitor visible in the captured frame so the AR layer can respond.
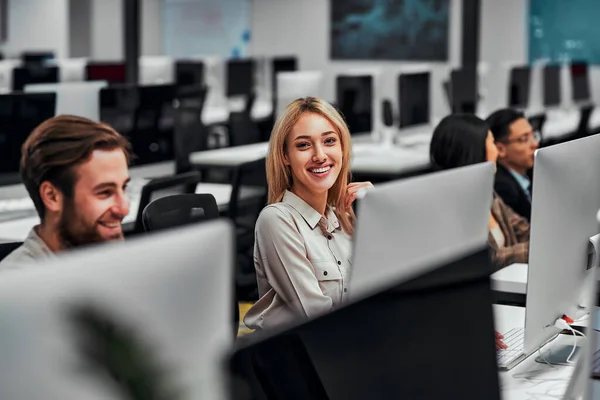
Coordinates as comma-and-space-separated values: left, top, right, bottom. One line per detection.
24, 81, 108, 121
276, 71, 324, 117
0, 219, 234, 400
524, 134, 600, 363
139, 56, 175, 85
350, 162, 495, 301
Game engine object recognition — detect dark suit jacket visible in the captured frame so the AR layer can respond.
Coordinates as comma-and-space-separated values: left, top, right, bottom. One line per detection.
494, 164, 532, 221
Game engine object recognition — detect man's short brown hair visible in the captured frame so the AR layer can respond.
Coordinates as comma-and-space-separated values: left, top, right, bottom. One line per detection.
21, 115, 133, 220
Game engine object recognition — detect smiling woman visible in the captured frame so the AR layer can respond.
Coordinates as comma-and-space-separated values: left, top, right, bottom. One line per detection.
243, 97, 372, 332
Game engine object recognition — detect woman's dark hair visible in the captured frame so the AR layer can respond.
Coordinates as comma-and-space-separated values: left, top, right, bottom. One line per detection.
429, 114, 490, 171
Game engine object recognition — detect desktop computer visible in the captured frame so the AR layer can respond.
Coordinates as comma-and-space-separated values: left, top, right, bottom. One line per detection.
0, 219, 234, 400
543, 64, 561, 108
139, 56, 174, 85
275, 71, 324, 117
335, 74, 373, 135
86, 62, 126, 85
271, 56, 298, 102
398, 71, 430, 129
175, 60, 205, 89
508, 66, 531, 110
228, 231, 501, 399
226, 58, 255, 97
449, 68, 478, 114
12, 66, 59, 91
0, 92, 56, 186
497, 133, 600, 370
571, 61, 591, 103
21, 51, 55, 66
350, 162, 494, 300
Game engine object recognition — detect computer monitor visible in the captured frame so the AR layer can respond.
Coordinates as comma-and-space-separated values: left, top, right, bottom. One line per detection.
139, 57, 174, 85
21, 51, 55, 65
449, 68, 477, 114
175, 60, 205, 88
398, 71, 430, 128
350, 162, 494, 300
508, 66, 531, 109
276, 71, 323, 117
86, 61, 126, 85
543, 64, 561, 107
226, 58, 255, 97
271, 56, 297, 100
0, 219, 234, 399
12, 66, 59, 91
336, 75, 373, 135
25, 81, 108, 121
228, 240, 501, 400
524, 133, 600, 365
571, 61, 591, 103
0, 92, 56, 185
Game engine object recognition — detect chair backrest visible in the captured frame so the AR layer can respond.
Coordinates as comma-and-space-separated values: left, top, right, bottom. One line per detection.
228, 92, 261, 147
134, 170, 203, 233
0, 242, 23, 262
173, 85, 209, 173
576, 104, 594, 138
228, 157, 268, 225
142, 193, 219, 232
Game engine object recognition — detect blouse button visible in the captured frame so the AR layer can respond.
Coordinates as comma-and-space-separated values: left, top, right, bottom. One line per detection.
337, 261, 341, 265
327, 235, 332, 240
323, 271, 328, 276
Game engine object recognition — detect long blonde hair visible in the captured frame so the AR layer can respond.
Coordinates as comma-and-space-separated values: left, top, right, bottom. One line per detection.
266, 97, 356, 235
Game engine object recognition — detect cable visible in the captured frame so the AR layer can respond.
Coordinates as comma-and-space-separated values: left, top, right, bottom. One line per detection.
566, 328, 586, 364
553, 317, 587, 365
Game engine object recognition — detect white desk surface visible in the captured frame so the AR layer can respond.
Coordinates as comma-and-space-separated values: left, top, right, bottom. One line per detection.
190, 130, 433, 175
0, 182, 234, 243
491, 263, 528, 294
495, 304, 578, 400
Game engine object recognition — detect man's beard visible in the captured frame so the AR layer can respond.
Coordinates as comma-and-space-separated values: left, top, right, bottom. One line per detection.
58, 198, 124, 250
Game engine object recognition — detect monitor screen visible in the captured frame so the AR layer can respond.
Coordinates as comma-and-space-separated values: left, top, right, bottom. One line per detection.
271, 56, 298, 99
227, 59, 255, 97
0, 92, 56, 184
86, 62, 126, 84
570, 61, 590, 102
228, 247, 501, 400
543, 65, 561, 107
508, 67, 531, 109
336, 75, 373, 134
398, 72, 430, 128
450, 68, 477, 114
21, 52, 54, 65
175, 61, 205, 88
12, 66, 59, 91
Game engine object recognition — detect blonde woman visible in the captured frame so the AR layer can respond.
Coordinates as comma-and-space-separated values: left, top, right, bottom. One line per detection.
244, 97, 372, 331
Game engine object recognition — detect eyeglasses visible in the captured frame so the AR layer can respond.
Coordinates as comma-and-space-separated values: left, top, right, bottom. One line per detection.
499, 131, 541, 145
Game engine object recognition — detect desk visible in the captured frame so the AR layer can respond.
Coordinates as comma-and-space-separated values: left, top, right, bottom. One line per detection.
189, 131, 433, 178
495, 304, 578, 400
202, 98, 273, 126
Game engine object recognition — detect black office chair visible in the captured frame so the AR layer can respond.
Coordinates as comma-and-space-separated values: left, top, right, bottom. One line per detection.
575, 104, 594, 139
140, 194, 238, 337
133, 170, 203, 234
173, 85, 210, 174
228, 92, 261, 147
0, 241, 22, 261
228, 157, 268, 301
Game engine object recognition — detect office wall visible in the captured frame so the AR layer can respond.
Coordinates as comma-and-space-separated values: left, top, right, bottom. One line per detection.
0, 0, 69, 58
69, 0, 92, 58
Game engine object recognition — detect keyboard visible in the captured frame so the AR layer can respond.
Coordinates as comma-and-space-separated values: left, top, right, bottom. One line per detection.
592, 349, 600, 378
497, 327, 525, 368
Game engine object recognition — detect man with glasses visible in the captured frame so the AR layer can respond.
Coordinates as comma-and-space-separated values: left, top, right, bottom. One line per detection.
486, 108, 540, 221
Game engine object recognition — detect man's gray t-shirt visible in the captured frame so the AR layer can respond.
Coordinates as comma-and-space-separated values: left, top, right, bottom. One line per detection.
0, 227, 55, 270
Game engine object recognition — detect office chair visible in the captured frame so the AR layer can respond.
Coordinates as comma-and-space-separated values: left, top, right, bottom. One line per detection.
228, 92, 261, 147
173, 85, 211, 174
0, 241, 22, 261
140, 193, 239, 337
528, 113, 546, 141
133, 170, 203, 234
228, 157, 267, 301
575, 104, 594, 139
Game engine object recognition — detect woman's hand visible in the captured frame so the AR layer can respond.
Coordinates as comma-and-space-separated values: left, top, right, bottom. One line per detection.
345, 182, 374, 211
495, 331, 508, 350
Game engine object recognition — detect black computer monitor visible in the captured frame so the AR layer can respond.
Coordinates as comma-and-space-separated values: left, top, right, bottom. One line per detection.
570, 61, 590, 103
21, 51, 54, 65
0, 92, 56, 185
228, 245, 500, 400
175, 60, 205, 88
86, 62, 127, 84
508, 66, 531, 109
398, 72, 430, 128
543, 64, 561, 107
100, 84, 175, 166
449, 68, 477, 114
271, 56, 298, 99
336, 75, 373, 134
227, 58, 255, 97
11, 66, 59, 91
